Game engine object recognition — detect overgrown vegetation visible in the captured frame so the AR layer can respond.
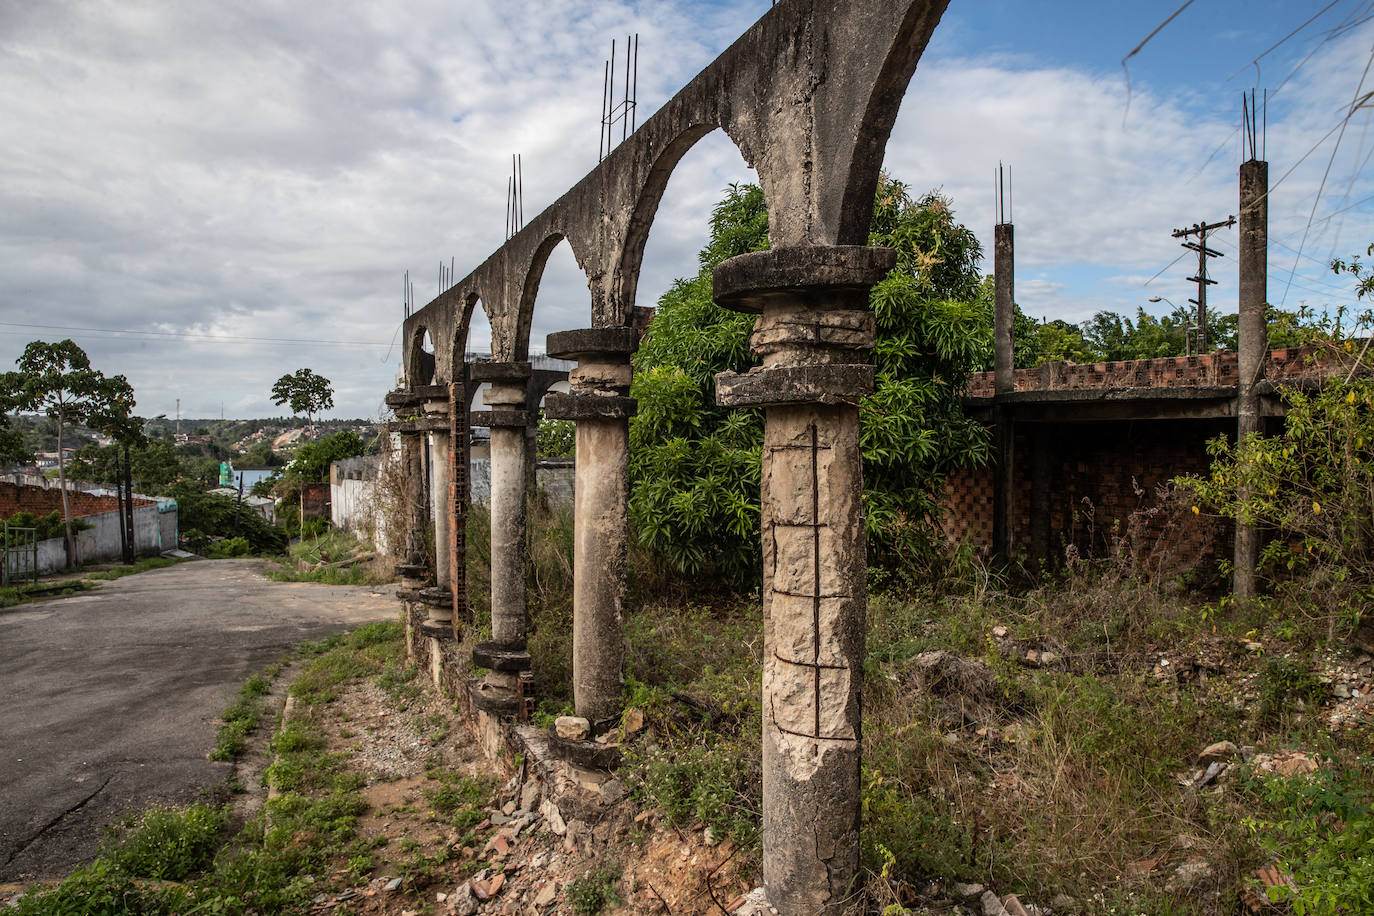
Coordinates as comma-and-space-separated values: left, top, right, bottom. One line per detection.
630, 177, 992, 585
210, 672, 272, 761
267, 527, 386, 585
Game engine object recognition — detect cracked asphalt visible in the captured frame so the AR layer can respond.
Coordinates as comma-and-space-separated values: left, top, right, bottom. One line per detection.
0, 558, 395, 881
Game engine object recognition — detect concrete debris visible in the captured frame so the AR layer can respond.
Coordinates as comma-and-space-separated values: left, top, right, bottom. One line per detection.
540, 798, 566, 836
981, 889, 1011, 915
952, 881, 986, 900
1001, 893, 1031, 916
1167, 857, 1215, 892
554, 716, 590, 741
1253, 750, 1320, 778
731, 887, 778, 915
1197, 740, 1240, 765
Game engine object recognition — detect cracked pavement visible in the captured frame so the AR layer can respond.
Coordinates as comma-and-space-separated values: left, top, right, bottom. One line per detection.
0, 558, 394, 881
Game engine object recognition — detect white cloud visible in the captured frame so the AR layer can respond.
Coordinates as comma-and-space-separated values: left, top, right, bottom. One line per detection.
0, 0, 1368, 419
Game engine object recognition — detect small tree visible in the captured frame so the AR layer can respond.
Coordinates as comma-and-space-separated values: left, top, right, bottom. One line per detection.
270, 369, 333, 429
270, 369, 335, 537
0, 340, 134, 566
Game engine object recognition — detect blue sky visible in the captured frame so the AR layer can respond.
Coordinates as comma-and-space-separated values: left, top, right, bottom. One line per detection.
0, 0, 1369, 418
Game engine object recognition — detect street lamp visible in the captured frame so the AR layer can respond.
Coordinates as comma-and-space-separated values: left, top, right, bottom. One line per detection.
1149, 295, 1195, 357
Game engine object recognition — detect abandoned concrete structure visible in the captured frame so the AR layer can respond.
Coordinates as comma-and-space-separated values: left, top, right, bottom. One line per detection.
383, 0, 1301, 911
388, 0, 951, 909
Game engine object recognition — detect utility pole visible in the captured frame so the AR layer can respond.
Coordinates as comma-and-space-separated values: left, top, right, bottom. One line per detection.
1171, 216, 1235, 352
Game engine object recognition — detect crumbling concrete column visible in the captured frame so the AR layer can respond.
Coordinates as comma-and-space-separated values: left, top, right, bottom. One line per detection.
422, 393, 456, 639
394, 428, 430, 661
714, 246, 895, 915
993, 222, 1016, 561
1235, 158, 1268, 599
545, 328, 638, 732
468, 361, 534, 718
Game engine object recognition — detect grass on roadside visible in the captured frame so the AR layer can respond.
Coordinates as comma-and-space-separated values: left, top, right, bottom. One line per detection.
266, 528, 389, 586
209, 673, 273, 762
85, 556, 191, 581
0, 580, 92, 609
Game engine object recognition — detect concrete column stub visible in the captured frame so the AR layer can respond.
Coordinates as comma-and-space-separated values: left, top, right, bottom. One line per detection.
1235, 159, 1268, 599
543, 327, 638, 743
712, 244, 891, 915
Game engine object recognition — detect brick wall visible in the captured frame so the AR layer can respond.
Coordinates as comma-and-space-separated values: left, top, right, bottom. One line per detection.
0, 482, 153, 520
966, 343, 1360, 397
942, 419, 1232, 574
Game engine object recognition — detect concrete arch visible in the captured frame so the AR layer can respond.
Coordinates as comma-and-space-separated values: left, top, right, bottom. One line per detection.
408, 325, 435, 387
514, 232, 586, 362
447, 292, 493, 380
401, 0, 952, 363
612, 123, 750, 326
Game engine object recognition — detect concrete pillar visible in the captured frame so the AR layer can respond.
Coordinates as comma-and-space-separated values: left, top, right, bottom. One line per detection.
545, 328, 638, 730
448, 379, 469, 621
468, 362, 534, 718
714, 246, 895, 916
1235, 159, 1268, 598
399, 430, 428, 569
994, 223, 1015, 397
993, 222, 1016, 561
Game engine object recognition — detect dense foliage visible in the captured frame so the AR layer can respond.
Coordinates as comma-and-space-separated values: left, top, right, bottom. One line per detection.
629, 177, 991, 583
173, 487, 287, 555
70, 439, 183, 493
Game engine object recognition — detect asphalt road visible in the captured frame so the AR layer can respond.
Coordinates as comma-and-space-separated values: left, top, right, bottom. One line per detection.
0, 559, 396, 881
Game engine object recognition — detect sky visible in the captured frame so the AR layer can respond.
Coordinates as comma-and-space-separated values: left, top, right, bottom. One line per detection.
1, 0, 1371, 420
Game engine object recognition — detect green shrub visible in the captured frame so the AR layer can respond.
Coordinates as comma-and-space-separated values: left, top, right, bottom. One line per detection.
566, 862, 622, 914
101, 804, 229, 881
1240, 760, 1374, 914
207, 536, 252, 558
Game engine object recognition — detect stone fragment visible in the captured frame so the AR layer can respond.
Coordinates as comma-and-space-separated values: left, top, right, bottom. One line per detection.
953, 882, 986, 901
732, 887, 778, 915
599, 777, 625, 805
981, 890, 1011, 916
622, 707, 646, 736
533, 882, 558, 907
1001, 895, 1031, 916
385, 876, 404, 892
1197, 740, 1240, 764
555, 716, 591, 741
490, 812, 511, 825
502, 800, 517, 816
1190, 760, 1227, 790
520, 779, 540, 812
540, 799, 567, 836
992, 626, 1009, 638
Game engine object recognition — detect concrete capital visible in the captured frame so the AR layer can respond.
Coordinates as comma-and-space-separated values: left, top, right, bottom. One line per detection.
468, 360, 533, 384
469, 409, 529, 429
542, 392, 638, 421
713, 246, 896, 314
546, 327, 639, 361
716, 364, 875, 408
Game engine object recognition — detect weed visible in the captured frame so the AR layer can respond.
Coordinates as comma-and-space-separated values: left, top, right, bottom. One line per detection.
1257, 655, 1324, 724
566, 861, 623, 914
101, 803, 229, 880
85, 556, 190, 581
210, 671, 274, 761
1237, 759, 1374, 915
